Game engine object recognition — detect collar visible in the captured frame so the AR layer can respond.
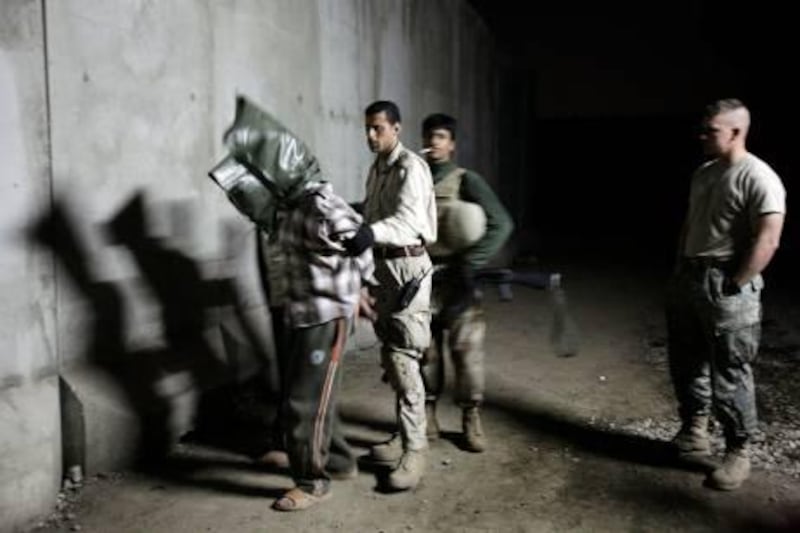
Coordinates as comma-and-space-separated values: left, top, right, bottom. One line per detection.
378, 141, 405, 170
428, 160, 458, 181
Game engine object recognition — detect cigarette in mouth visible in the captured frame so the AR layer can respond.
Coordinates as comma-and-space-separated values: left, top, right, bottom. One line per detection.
419, 148, 433, 155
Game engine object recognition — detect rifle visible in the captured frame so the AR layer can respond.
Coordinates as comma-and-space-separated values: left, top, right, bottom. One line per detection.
474, 268, 560, 300
474, 268, 579, 358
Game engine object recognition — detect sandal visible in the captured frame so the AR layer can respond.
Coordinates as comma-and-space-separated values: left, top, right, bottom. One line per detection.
272, 487, 332, 512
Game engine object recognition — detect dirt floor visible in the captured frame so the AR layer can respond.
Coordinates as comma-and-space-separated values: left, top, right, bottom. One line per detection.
31, 257, 800, 533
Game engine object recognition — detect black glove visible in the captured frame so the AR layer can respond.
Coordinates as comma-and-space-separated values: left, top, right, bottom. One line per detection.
343, 224, 374, 256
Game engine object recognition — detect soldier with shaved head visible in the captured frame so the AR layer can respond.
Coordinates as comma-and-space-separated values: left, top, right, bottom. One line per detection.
667, 98, 786, 490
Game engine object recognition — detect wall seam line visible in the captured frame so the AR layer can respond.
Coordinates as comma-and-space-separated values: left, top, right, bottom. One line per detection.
40, 0, 60, 373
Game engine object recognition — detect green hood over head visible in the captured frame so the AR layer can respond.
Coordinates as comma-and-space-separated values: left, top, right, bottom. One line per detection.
209, 95, 323, 231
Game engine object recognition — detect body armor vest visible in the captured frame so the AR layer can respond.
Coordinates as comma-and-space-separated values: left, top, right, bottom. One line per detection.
428, 167, 486, 258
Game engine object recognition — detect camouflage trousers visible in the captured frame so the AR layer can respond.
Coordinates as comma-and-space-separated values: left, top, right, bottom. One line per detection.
373, 254, 433, 452
666, 262, 763, 446
422, 302, 486, 406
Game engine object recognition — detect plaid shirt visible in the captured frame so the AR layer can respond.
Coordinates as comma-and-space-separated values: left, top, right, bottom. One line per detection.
275, 181, 375, 327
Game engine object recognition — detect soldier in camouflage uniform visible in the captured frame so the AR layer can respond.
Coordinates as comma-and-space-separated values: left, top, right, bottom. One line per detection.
420, 113, 514, 452
346, 101, 437, 490
667, 99, 786, 491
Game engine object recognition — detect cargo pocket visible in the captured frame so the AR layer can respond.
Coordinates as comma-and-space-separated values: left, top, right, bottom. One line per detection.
710, 270, 762, 332
388, 312, 432, 352
715, 323, 762, 365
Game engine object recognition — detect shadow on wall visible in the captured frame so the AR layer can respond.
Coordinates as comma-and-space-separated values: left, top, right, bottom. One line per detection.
28, 192, 281, 471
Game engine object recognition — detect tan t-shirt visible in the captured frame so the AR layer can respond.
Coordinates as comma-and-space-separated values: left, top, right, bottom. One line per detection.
683, 153, 786, 258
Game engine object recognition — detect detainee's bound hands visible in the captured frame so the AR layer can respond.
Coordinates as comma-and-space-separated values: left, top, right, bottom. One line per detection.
358, 287, 378, 322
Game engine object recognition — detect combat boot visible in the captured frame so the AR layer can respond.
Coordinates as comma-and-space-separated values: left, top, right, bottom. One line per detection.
370, 433, 403, 463
426, 401, 440, 441
387, 449, 426, 490
462, 405, 487, 453
707, 445, 750, 490
672, 415, 711, 457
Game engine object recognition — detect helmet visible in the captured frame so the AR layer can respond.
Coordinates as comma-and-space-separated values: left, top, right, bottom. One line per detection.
428, 199, 486, 257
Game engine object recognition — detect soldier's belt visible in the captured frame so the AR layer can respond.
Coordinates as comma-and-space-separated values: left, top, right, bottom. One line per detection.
374, 245, 426, 259
680, 256, 735, 270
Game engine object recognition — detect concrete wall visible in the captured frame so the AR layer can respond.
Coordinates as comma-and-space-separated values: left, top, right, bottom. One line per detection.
0, 1, 61, 530
0, 1, 497, 530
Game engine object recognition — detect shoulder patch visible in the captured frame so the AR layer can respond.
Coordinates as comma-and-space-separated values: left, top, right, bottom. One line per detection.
396, 150, 412, 167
